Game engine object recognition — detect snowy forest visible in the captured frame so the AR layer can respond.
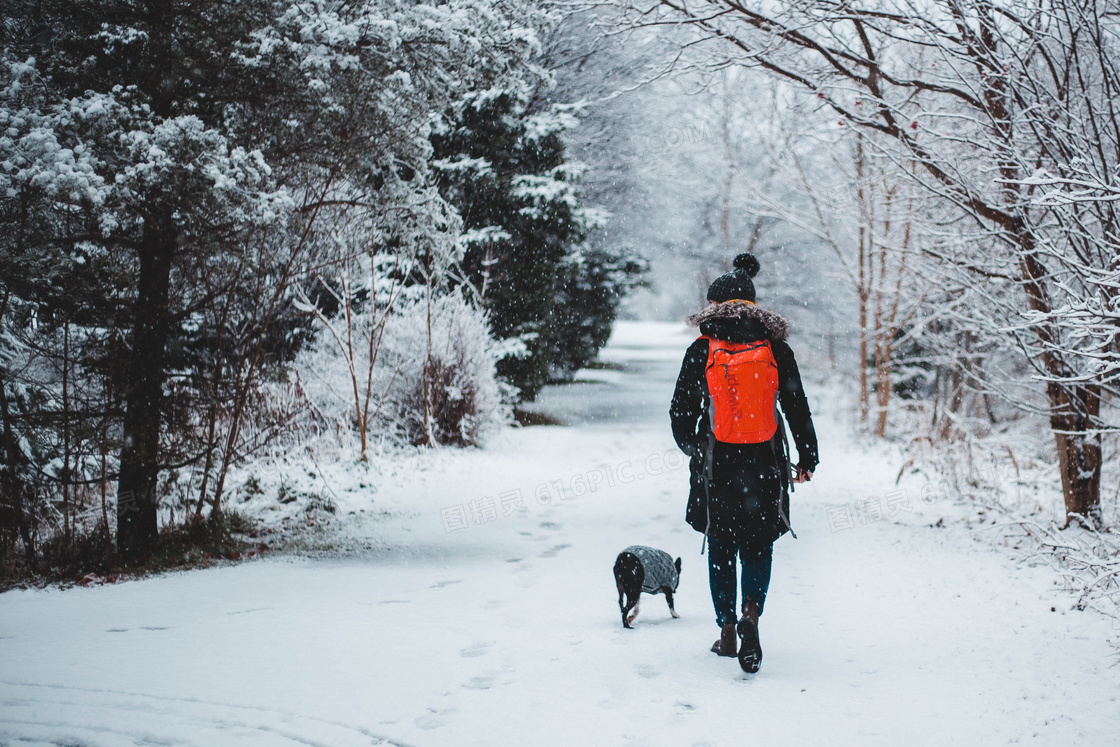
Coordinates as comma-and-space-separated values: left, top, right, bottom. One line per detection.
3, 1, 1120, 744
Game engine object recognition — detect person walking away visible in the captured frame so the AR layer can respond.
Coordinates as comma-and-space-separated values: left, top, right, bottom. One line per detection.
669, 252, 819, 673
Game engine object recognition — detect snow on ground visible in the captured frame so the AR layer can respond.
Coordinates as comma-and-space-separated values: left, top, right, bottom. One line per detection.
2, 321, 1119, 746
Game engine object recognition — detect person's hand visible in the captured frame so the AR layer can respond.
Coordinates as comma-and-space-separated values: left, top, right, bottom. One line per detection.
791, 467, 813, 484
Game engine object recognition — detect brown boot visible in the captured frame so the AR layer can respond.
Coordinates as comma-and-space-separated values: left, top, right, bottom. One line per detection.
737, 598, 762, 673
710, 623, 737, 657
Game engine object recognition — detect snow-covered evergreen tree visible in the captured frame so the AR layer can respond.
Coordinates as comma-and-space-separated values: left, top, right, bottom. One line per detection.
433, 87, 643, 399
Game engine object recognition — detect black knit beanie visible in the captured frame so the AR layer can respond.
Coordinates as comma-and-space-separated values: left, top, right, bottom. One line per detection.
706, 253, 760, 303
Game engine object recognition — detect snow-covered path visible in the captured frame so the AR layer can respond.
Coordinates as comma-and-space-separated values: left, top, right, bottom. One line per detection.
2, 322, 1118, 746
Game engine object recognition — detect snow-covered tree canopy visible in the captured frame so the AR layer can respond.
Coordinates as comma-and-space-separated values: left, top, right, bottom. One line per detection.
0, 0, 579, 560
600, 0, 1120, 523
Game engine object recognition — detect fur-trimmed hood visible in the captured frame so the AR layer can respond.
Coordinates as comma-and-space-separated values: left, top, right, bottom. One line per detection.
687, 301, 790, 342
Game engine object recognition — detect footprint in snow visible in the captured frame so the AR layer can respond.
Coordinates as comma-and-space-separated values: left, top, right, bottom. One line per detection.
105, 626, 176, 634
430, 579, 462, 589
459, 641, 493, 658
462, 675, 494, 691
415, 707, 455, 730
539, 521, 560, 530
634, 664, 660, 679
538, 543, 571, 558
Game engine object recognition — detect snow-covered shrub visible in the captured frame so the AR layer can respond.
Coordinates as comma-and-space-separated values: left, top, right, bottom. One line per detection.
383, 293, 512, 446
297, 291, 511, 450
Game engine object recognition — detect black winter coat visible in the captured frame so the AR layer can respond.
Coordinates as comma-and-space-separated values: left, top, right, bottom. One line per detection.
670, 302, 819, 550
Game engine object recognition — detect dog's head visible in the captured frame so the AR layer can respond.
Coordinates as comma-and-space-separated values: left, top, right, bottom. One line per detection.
613, 552, 644, 628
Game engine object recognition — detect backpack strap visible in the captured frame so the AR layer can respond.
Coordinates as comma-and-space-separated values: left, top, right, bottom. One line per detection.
702, 393, 716, 555
767, 411, 797, 539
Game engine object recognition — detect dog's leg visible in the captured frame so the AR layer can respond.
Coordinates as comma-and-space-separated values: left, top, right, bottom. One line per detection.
617, 581, 631, 627
626, 599, 640, 626
663, 587, 680, 619
615, 552, 644, 628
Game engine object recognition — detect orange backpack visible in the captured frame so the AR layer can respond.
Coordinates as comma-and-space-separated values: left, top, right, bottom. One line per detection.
702, 336, 779, 443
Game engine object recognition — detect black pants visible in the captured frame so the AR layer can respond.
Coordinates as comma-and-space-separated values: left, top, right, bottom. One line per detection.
708, 537, 773, 626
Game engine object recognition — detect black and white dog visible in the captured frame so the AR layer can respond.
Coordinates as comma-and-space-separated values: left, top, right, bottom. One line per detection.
613, 545, 681, 628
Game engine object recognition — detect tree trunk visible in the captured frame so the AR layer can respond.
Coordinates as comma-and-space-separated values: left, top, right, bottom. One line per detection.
874, 347, 892, 438
116, 216, 175, 560
0, 378, 33, 558
858, 292, 869, 425
937, 340, 967, 442
0, 293, 33, 559
855, 135, 870, 426
61, 321, 71, 542
1048, 382, 1101, 526
1008, 232, 1102, 525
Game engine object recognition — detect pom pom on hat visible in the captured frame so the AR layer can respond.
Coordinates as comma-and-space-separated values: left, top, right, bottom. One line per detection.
706, 253, 760, 303
733, 252, 760, 277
